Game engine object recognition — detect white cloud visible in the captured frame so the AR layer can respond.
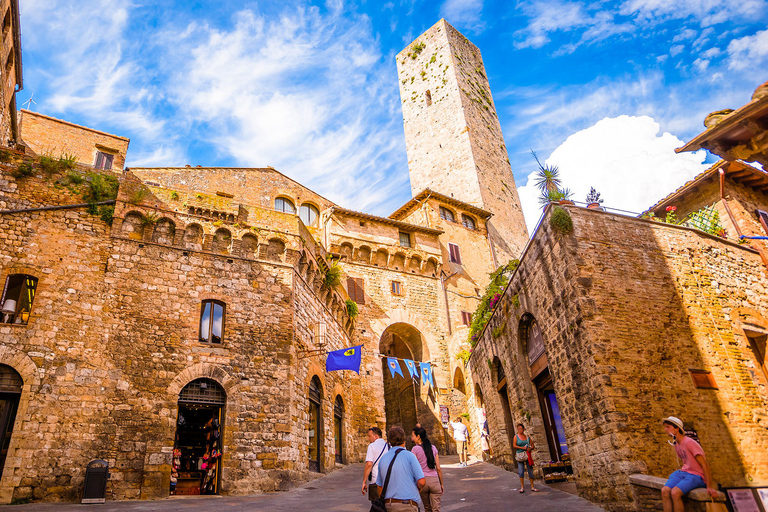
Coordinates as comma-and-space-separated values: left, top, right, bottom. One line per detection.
517, 116, 709, 232
440, 0, 485, 34
620, 0, 766, 27
727, 29, 768, 70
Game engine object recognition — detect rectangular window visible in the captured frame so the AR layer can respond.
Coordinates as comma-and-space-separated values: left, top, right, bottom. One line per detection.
689, 369, 717, 389
399, 231, 411, 248
758, 209, 768, 235
94, 151, 114, 170
448, 243, 462, 264
461, 311, 472, 326
1, 274, 38, 325
391, 281, 403, 296
347, 277, 365, 305
199, 300, 225, 343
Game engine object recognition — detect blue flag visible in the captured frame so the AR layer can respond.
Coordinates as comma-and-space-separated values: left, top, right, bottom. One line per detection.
386, 357, 403, 379
421, 362, 434, 387
326, 345, 362, 373
403, 359, 419, 379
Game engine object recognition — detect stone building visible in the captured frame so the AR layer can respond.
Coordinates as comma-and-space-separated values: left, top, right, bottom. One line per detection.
0, 19, 525, 503
466, 83, 768, 512
0, 0, 21, 146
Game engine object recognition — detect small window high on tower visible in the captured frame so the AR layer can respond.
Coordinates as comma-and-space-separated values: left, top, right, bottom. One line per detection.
425, 90, 432, 106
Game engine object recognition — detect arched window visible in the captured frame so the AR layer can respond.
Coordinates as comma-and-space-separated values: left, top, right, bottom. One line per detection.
525, 318, 545, 364
308, 376, 323, 472
439, 206, 455, 222
461, 214, 476, 230
300, 203, 319, 227
275, 197, 296, 214
1, 274, 38, 325
334, 396, 344, 464
199, 300, 225, 344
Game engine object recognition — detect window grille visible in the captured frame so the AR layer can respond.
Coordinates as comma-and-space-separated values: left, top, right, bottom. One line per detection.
179, 378, 226, 405
309, 377, 322, 403
399, 231, 411, 248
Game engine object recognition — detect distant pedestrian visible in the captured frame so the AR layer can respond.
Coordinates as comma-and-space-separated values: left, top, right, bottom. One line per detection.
661, 416, 718, 512
411, 427, 443, 512
480, 420, 490, 461
513, 424, 538, 493
375, 426, 425, 512
362, 426, 390, 501
448, 417, 469, 467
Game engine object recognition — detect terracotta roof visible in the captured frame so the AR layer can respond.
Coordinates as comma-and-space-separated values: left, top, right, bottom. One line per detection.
332, 207, 444, 235
676, 93, 768, 154
645, 160, 768, 214
389, 188, 492, 221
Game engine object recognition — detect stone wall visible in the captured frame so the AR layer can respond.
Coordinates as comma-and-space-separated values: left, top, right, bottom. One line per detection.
0, 0, 20, 145
19, 110, 129, 170
469, 205, 768, 511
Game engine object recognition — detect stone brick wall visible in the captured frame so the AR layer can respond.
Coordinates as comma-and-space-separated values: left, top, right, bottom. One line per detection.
396, 19, 528, 263
469, 205, 768, 511
19, 110, 129, 170
0, 0, 20, 145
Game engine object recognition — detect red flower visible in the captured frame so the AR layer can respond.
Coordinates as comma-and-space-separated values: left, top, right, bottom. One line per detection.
666, 206, 677, 212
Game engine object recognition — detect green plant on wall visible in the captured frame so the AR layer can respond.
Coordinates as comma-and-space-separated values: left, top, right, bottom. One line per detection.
468, 259, 520, 347
171, 191, 179, 200
549, 206, 573, 234
408, 41, 426, 59
84, 172, 119, 202
10, 162, 34, 179
345, 299, 358, 319
141, 212, 159, 227
323, 261, 342, 289
492, 324, 505, 339
456, 348, 471, 367
512, 294, 520, 308
129, 186, 148, 205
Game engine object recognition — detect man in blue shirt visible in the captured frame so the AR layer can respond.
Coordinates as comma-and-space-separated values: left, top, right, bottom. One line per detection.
376, 426, 426, 512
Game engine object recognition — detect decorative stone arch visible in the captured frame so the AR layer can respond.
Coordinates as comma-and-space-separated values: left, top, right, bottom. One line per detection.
305, 362, 326, 391
374, 248, 389, 267
356, 245, 372, 265
369, 309, 437, 366
0, 347, 40, 503
167, 363, 238, 397
212, 227, 232, 254
453, 366, 466, 394
183, 223, 204, 251
121, 210, 144, 240
425, 257, 438, 277
266, 237, 286, 262
151, 217, 176, 245
391, 252, 406, 270
408, 255, 422, 273
240, 233, 258, 259
339, 242, 353, 260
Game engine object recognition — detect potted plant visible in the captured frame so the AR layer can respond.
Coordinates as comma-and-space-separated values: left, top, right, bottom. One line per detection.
586, 187, 604, 210
532, 151, 574, 206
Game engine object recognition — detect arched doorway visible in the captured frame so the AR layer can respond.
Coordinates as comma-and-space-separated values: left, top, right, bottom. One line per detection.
334, 396, 344, 464
493, 357, 516, 452
379, 323, 436, 449
172, 378, 225, 495
521, 315, 569, 463
0, 365, 22, 481
308, 376, 323, 472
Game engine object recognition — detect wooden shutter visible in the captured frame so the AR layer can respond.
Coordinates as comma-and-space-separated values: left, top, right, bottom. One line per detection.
758, 210, 768, 235
449, 243, 461, 264
461, 311, 472, 325
348, 277, 365, 304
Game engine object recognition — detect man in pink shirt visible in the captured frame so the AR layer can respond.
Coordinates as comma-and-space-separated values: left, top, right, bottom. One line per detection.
661, 416, 718, 512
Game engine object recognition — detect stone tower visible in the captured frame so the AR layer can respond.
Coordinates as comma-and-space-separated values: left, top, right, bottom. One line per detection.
397, 19, 529, 262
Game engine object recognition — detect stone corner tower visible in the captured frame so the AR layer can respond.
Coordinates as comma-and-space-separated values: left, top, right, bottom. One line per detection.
397, 19, 529, 262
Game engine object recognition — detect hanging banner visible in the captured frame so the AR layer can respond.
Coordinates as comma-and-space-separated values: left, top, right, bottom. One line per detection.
386, 357, 404, 379
403, 359, 419, 379
326, 345, 362, 373
421, 362, 434, 387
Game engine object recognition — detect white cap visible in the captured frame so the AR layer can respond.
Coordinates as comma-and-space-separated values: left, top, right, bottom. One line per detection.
662, 416, 684, 432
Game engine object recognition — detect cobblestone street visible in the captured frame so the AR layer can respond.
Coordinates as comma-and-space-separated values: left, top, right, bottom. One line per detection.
8, 459, 605, 512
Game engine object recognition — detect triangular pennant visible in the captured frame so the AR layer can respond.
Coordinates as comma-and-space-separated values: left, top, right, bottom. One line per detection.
403, 359, 419, 379
421, 362, 434, 387
386, 357, 404, 379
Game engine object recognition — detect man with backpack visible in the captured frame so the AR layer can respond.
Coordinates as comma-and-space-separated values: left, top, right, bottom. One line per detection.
362, 427, 390, 501
374, 426, 425, 512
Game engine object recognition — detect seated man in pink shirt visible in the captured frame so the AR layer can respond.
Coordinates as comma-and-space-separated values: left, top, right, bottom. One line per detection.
661, 416, 719, 512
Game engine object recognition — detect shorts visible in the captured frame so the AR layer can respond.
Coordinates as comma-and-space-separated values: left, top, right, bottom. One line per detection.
517, 459, 534, 479
664, 470, 706, 495
457, 440, 467, 453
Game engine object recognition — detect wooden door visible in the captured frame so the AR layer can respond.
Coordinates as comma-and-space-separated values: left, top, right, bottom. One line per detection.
0, 394, 19, 480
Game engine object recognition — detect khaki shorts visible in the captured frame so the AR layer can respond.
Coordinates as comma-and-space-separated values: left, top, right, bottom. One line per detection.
457, 440, 467, 453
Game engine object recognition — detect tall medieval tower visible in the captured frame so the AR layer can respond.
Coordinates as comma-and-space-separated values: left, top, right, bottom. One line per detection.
397, 19, 529, 262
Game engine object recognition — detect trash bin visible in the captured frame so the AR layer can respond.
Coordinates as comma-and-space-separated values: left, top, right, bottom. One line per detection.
81, 459, 109, 504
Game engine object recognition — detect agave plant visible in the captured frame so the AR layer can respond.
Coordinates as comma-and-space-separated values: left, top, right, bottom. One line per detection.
586, 187, 603, 204
532, 151, 571, 205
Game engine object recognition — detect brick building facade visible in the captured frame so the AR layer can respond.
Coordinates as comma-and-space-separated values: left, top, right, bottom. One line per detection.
0, 0, 21, 147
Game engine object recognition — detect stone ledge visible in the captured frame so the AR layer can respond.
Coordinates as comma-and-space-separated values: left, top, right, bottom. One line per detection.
629, 474, 726, 502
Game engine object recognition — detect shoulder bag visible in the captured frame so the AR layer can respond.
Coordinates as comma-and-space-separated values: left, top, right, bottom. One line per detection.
514, 436, 528, 462
370, 448, 403, 512
368, 443, 389, 481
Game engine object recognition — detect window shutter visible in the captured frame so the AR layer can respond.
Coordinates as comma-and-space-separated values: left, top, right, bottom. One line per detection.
461, 311, 472, 325
347, 277, 357, 303
758, 210, 768, 235
449, 243, 461, 264
355, 278, 365, 305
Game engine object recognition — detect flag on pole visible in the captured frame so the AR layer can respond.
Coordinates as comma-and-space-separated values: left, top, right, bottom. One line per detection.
326, 345, 362, 373
421, 362, 434, 387
403, 359, 419, 379
386, 357, 403, 378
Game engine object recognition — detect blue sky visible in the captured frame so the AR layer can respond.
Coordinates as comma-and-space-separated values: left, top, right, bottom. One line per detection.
19, 0, 768, 229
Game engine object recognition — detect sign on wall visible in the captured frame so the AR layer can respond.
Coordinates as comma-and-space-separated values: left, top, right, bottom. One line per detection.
440, 405, 449, 427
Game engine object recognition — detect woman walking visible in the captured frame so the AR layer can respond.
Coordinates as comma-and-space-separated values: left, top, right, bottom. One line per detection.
411, 427, 444, 512
513, 424, 538, 493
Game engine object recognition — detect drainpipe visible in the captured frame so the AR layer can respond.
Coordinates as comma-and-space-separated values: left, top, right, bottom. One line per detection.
720, 168, 768, 267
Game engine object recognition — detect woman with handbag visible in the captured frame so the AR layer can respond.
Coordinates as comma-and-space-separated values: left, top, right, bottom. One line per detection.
513, 424, 538, 493
411, 427, 443, 512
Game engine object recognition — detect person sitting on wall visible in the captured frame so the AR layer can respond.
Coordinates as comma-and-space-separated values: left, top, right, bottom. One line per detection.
661, 416, 719, 512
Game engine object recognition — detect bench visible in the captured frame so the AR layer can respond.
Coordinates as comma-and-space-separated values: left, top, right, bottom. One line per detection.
630, 474, 727, 511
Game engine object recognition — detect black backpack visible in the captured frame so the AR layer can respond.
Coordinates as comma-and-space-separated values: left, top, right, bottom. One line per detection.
370, 448, 403, 512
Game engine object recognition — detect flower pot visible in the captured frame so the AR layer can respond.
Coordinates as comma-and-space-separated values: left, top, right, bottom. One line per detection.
558, 200, 575, 206
586, 202, 602, 210
704, 109, 734, 129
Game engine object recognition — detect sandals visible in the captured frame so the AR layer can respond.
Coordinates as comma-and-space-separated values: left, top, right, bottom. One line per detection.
519, 489, 525, 493
531, 488, 539, 492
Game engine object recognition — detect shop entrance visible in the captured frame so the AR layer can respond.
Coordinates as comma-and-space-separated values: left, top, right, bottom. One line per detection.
172, 378, 225, 496
334, 396, 344, 464
493, 358, 516, 452
534, 370, 568, 461
0, 365, 22, 481
308, 376, 322, 472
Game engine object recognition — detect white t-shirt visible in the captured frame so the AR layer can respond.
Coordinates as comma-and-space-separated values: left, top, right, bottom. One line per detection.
450, 421, 469, 442
365, 438, 390, 483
